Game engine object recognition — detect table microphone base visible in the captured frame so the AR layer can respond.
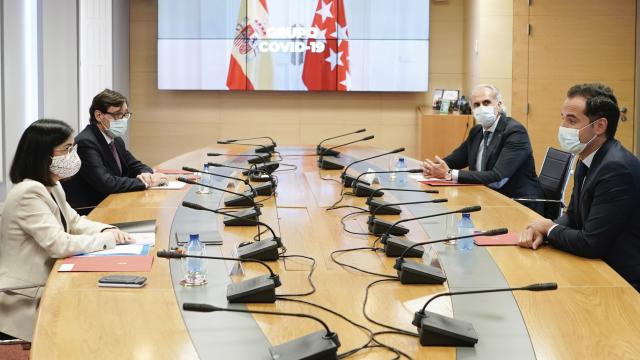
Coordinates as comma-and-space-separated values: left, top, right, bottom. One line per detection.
247, 154, 271, 164
369, 219, 410, 236
236, 240, 280, 261
254, 183, 275, 196
226, 274, 277, 303
242, 161, 280, 175
250, 173, 272, 182
223, 208, 261, 227
384, 237, 424, 258
416, 312, 478, 347
318, 159, 344, 170
368, 199, 401, 215
268, 330, 341, 360
354, 184, 382, 197
397, 260, 446, 284
224, 190, 256, 207
343, 174, 371, 188
255, 144, 276, 153
317, 146, 341, 157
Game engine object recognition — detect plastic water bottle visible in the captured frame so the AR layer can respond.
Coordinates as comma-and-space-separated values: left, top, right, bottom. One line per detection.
197, 163, 210, 194
395, 157, 408, 185
184, 234, 207, 285
456, 213, 475, 251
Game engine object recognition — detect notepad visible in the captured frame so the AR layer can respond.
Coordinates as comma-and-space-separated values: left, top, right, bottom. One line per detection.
474, 232, 519, 246
149, 181, 186, 190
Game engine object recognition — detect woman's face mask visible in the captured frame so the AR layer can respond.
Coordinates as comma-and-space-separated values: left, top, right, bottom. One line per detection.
50, 145, 81, 179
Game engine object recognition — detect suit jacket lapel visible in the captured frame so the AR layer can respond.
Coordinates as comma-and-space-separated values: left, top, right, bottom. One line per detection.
577, 139, 614, 225
482, 116, 507, 170
468, 128, 483, 171
90, 124, 122, 176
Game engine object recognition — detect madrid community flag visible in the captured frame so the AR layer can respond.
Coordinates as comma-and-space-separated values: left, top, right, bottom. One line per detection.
227, 0, 274, 90
302, 0, 350, 91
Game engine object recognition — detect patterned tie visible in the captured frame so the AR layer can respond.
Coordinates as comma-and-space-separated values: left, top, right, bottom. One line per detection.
480, 131, 492, 171
109, 141, 122, 175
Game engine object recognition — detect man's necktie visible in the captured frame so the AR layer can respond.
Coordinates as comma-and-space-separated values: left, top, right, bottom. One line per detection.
480, 131, 492, 171
109, 141, 122, 175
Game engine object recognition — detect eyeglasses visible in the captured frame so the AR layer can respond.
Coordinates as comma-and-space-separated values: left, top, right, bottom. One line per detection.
103, 111, 132, 120
54, 144, 77, 156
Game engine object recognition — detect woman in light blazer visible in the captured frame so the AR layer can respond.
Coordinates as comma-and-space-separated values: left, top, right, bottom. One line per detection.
0, 119, 130, 342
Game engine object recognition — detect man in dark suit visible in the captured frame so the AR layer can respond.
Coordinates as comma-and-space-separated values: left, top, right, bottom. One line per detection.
63, 89, 167, 214
422, 84, 544, 214
519, 83, 640, 291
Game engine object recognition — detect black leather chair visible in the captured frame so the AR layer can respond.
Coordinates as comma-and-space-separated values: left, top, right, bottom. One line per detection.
513, 147, 575, 220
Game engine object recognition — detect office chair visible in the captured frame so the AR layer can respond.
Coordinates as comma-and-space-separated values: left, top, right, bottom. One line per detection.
513, 147, 575, 220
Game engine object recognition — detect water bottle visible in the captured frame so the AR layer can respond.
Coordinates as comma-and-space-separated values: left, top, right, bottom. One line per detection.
456, 213, 475, 251
184, 233, 207, 285
395, 157, 408, 185
197, 163, 210, 194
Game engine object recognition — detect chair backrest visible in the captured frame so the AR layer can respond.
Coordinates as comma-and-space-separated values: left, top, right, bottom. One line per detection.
538, 147, 575, 219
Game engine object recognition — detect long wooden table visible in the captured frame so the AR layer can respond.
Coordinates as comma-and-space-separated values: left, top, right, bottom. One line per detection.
31, 146, 640, 359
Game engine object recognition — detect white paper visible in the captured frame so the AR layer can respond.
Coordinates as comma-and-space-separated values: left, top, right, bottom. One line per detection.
88, 244, 145, 256
149, 181, 186, 190
129, 232, 156, 246
409, 174, 439, 181
58, 263, 74, 272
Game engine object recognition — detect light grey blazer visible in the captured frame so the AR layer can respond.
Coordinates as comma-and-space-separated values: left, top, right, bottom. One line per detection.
0, 179, 116, 341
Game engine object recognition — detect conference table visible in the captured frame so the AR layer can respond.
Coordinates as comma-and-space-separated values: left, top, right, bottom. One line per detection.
30, 145, 640, 359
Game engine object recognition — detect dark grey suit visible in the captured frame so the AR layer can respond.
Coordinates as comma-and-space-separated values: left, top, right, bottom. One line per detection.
443, 115, 544, 212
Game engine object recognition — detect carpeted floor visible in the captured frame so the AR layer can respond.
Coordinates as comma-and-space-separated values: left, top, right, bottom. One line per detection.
0, 344, 29, 360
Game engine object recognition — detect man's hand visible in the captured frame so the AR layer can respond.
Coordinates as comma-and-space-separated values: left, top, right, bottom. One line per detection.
137, 172, 168, 187
518, 219, 554, 250
422, 155, 450, 179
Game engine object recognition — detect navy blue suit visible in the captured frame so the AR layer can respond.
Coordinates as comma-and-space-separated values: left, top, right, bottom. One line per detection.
549, 139, 640, 288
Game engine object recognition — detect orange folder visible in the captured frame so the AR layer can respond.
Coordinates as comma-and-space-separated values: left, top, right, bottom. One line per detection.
474, 232, 519, 246
58, 255, 154, 272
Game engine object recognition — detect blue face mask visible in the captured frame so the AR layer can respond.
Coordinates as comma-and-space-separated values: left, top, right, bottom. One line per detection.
107, 119, 128, 138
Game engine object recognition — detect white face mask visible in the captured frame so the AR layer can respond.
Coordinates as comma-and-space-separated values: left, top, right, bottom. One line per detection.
557, 121, 599, 154
50, 145, 81, 179
473, 105, 498, 129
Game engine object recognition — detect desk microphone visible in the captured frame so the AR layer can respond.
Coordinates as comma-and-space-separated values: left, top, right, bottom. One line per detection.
340, 147, 405, 187
318, 135, 375, 170
182, 201, 282, 261
366, 188, 440, 215
157, 250, 280, 303
411, 281, 557, 346
350, 169, 422, 197
376, 205, 480, 240
210, 153, 279, 174
208, 152, 271, 165
182, 303, 340, 359
217, 140, 276, 154
222, 136, 277, 153
317, 128, 366, 156
368, 198, 448, 229
177, 177, 256, 208
392, 228, 508, 284
207, 162, 271, 183
183, 166, 273, 197
182, 166, 260, 197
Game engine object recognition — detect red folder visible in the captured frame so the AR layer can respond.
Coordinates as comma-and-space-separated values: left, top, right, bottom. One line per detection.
419, 180, 479, 186
474, 232, 519, 246
58, 255, 154, 272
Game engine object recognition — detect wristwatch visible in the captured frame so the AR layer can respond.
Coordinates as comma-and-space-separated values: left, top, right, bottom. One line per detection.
445, 169, 453, 181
